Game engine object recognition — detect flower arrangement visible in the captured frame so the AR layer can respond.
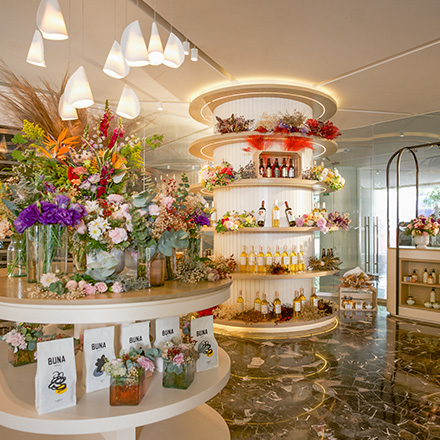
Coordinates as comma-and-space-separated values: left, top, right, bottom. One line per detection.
302, 164, 345, 191
308, 255, 341, 271
199, 161, 238, 191
340, 272, 373, 289
204, 255, 238, 280
215, 114, 254, 134
404, 215, 439, 237
215, 210, 257, 233
294, 210, 350, 234
2, 323, 44, 354
305, 119, 341, 140
175, 255, 208, 284
161, 339, 200, 375
327, 211, 351, 231
266, 263, 290, 275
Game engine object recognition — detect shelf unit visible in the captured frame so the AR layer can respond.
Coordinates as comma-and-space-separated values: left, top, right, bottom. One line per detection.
338, 287, 377, 312
202, 226, 338, 233
232, 270, 337, 280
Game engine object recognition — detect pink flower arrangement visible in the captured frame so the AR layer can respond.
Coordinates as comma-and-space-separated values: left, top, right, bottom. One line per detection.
404, 215, 439, 237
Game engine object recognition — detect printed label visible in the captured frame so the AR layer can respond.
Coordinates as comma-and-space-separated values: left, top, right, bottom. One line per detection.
254, 302, 261, 312
266, 256, 273, 265
286, 210, 294, 221
240, 256, 247, 265
274, 255, 282, 265
249, 255, 256, 265
273, 211, 280, 220
313, 298, 319, 307
294, 302, 301, 312
261, 304, 268, 314
275, 304, 282, 314
257, 256, 264, 266
291, 256, 298, 265
283, 256, 290, 266
238, 302, 244, 312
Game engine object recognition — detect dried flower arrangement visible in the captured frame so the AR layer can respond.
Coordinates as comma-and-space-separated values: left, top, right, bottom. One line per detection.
266, 263, 290, 275
215, 114, 254, 134
308, 255, 342, 272
237, 160, 258, 179
340, 272, 373, 289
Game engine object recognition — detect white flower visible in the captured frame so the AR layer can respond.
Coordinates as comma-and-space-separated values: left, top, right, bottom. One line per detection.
88, 220, 103, 240
84, 200, 101, 214
40, 273, 60, 287
95, 217, 110, 230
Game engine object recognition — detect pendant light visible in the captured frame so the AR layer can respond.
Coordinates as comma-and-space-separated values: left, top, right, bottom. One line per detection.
191, 47, 198, 62
121, 20, 149, 67
64, 66, 94, 108
147, 22, 164, 65
163, 33, 185, 68
116, 85, 140, 119
26, 30, 46, 67
36, 0, 68, 40
58, 93, 78, 120
183, 41, 190, 56
103, 41, 130, 79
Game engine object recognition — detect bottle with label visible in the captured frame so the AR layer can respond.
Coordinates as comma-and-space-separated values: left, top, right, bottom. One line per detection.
266, 158, 273, 178
432, 269, 437, 284
290, 245, 298, 273
428, 272, 434, 284
240, 245, 248, 273
293, 291, 301, 318
272, 199, 280, 227
327, 248, 331, 258
299, 288, 306, 308
423, 268, 429, 283
237, 290, 244, 314
298, 245, 305, 272
281, 157, 288, 178
274, 245, 282, 265
282, 245, 290, 269
312, 202, 320, 217
321, 248, 326, 259
310, 287, 319, 307
257, 246, 265, 273
430, 288, 436, 303
254, 291, 262, 312
265, 246, 273, 269
321, 202, 327, 215
411, 270, 418, 282
273, 158, 281, 178
259, 157, 265, 177
261, 293, 269, 318
210, 201, 217, 227
284, 201, 295, 227
288, 157, 295, 178
248, 246, 257, 273
274, 291, 282, 318
257, 201, 266, 227
329, 248, 334, 257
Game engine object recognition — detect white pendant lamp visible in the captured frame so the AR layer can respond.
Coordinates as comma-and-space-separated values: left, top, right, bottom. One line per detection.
58, 93, 78, 121
183, 41, 190, 56
163, 33, 185, 68
191, 47, 198, 62
103, 41, 130, 79
36, 0, 68, 40
26, 30, 46, 67
64, 66, 94, 108
121, 20, 149, 67
147, 22, 164, 65
116, 85, 140, 119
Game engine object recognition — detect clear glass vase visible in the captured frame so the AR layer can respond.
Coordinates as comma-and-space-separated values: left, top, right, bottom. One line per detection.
26, 224, 39, 283
162, 360, 195, 390
109, 370, 148, 406
137, 245, 151, 285
150, 251, 166, 287
7, 234, 27, 278
73, 246, 87, 274
37, 224, 68, 278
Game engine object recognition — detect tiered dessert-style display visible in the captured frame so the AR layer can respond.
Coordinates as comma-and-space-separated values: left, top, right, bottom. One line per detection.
189, 84, 344, 336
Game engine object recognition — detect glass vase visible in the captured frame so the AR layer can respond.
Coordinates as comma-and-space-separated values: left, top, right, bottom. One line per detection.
73, 246, 87, 274
26, 224, 39, 283
8, 345, 37, 367
137, 245, 151, 285
150, 251, 166, 287
125, 249, 138, 277
109, 370, 147, 406
162, 360, 195, 390
7, 234, 27, 278
37, 224, 68, 278
165, 249, 177, 281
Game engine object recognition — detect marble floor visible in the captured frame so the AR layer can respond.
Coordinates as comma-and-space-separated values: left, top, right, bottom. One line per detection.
208, 307, 440, 439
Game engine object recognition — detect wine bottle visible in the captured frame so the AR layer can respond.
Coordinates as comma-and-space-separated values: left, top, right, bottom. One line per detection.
259, 157, 265, 177
284, 201, 295, 227
257, 246, 265, 273
272, 199, 280, 227
282, 245, 290, 269
312, 202, 320, 217
265, 246, 273, 269
298, 245, 305, 272
290, 245, 298, 273
299, 288, 306, 308
293, 291, 301, 318
321, 248, 326, 259
261, 293, 269, 317
254, 292, 262, 312
327, 248, 331, 258
288, 157, 295, 178
432, 269, 437, 284
281, 157, 288, 178
310, 287, 318, 307
248, 246, 257, 273
274, 245, 282, 265
321, 202, 327, 215
237, 290, 244, 314
240, 245, 248, 273
273, 158, 281, 178
266, 158, 273, 178
257, 201, 266, 227
274, 291, 282, 318
210, 201, 217, 227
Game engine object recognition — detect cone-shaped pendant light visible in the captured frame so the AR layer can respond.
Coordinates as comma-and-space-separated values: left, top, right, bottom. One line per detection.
163, 33, 185, 68
121, 20, 149, 67
58, 93, 78, 120
64, 66, 94, 108
147, 22, 164, 65
26, 30, 46, 67
36, 0, 68, 40
116, 85, 140, 119
103, 41, 130, 79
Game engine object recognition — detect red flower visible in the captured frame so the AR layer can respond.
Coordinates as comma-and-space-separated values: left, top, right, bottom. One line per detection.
68, 167, 79, 184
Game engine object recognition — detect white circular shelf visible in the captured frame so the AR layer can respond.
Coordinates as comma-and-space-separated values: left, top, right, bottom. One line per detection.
231, 270, 337, 280
189, 83, 337, 125
188, 132, 338, 161
0, 276, 231, 324
0, 344, 231, 437
201, 226, 338, 234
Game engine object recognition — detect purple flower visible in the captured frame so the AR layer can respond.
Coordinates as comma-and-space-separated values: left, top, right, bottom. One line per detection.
13, 204, 40, 233
39, 201, 58, 225
55, 195, 71, 210
70, 203, 87, 218
56, 208, 75, 226
193, 210, 211, 226
43, 182, 56, 193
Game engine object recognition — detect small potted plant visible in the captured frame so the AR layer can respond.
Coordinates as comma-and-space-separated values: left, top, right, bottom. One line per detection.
103, 347, 160, 406
161, 339, 200, 390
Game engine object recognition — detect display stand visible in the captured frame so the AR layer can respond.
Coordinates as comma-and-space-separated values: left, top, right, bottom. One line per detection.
339, 287, 377, 312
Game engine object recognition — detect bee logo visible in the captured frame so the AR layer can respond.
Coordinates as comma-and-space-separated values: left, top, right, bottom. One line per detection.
48, 371, 67, 395
198, 340, 214, 357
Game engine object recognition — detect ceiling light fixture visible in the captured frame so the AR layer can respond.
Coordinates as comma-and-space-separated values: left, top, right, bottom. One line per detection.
64, 66, 94, 108
190, 47, 198, 62
157, 101, 163, 111
121, 20, 149, 66
103, 41, 130, 78
183, 41, 190, 56
36, 0, 68, 40
58, 93, 78, 120
116, 85, 140, 119
26, 30, 46, 67
147, 22, 164, 65
163, 32, 185, 68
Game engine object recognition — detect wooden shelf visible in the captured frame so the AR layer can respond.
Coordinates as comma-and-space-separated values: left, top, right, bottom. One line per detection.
401, 281, 440, 288
231, 270, 337, 280
202, 226, 338, 233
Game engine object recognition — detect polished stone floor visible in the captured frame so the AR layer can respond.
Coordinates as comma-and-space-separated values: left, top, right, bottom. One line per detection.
208, 307, 440, 439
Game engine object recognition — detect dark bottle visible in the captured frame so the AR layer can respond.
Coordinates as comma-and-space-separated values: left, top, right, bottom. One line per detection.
259, 157, 265, 177
273, 158, 281, 178
329, 248, 334, 257
266, 158, 273, 178
257, 201, 266, 227
284, 201, 295, 227
281, 157, 288, 178
321, 248, 326, 259
288, 157, 295, 178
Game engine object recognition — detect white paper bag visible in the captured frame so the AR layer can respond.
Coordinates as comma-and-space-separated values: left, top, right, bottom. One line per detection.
83, 326, 115, 393
120, 321, 150, 352
191, 315, 218, 372
35, 337, 76, 415
154, 316, 180, 372
343, 266, 366, 277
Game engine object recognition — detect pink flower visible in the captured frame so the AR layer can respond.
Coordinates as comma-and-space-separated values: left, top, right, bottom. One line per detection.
149, 204, 160, 216
75, 220, 87, 234
111, 209, 126, 220
173, 353, 185, 367
161, 196, 174, 210
137, 356, 155, 372
40, 273, 59, 287
295, 216, 305, 227
107, 194, 124, 204
5, 329, 27, 352
78, 280, 88, 290
207, 269, 220, 282
84, 283, 97, 296
73, 166, 88, 175
111, 282, 123, 293
95, 282, 108, 293
316, 217, 327, 228
65, 280, 78, 292
108, 227, 128, 244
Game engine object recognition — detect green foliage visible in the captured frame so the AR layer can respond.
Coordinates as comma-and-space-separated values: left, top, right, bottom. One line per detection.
424, 188, 440, 206
157, 229, 189, 256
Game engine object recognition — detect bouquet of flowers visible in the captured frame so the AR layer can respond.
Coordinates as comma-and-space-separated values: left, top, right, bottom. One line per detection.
215, 114, 254, 134
404, 215, 439, 237
340, 272, 373, 289
308, 255, 342, 271
302, 164, 345, 191
199, 161, 237, 191
2, 323, 43, 354
215, 210, 257, 233
161, 339, 200, 375
305, 119, 341, 140
295, 212, 330, 233
204, 255, 238, 280
327, 211, 351, 231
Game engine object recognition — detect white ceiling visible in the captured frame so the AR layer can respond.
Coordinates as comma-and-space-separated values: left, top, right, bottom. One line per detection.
1, 0, 440, 173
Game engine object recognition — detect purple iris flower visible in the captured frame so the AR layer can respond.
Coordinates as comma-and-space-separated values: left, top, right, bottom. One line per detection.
56, 208, 75, 227
55, 195, 71, 210
193, 210, 211, 226
39, 201, 58, 225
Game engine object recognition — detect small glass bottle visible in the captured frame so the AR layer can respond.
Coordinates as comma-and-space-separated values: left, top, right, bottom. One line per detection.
299, 288, 306, 308
284, 201, 295, 227
265, 246, 273, 269
290, 245, 298, 273
430, 288, 436, 303
248, 246, 257, 273
411, 270, 418, 282
281, 157, 288, 178
423, 268, 429, 283
272, 199, 280, 227
293, 291, 301, 318
237, 290, 244, 314
240, 245, 248, 273
273, 158, 281, 178
298, 245, 305, 272
432, 269, 437, 284
288, 157, 295, 178
274, 245, 282, 265
257, 246, 265, 273
266, 158, 273, 178
7, 234, 27, 278
261, 293, 269, 318
259, 157, 265, 177
254, 291, 262, 312
273, 291, 282, 318
310, 287, 318, 307
282, 245, 290, 270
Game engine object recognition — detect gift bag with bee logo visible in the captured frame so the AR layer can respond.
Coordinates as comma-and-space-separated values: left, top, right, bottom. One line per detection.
121, 321, 150, 352
153, 316, 180, 372
83, 326, 115, 393
191, 315, 218, 372
35, 337, 76, 415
